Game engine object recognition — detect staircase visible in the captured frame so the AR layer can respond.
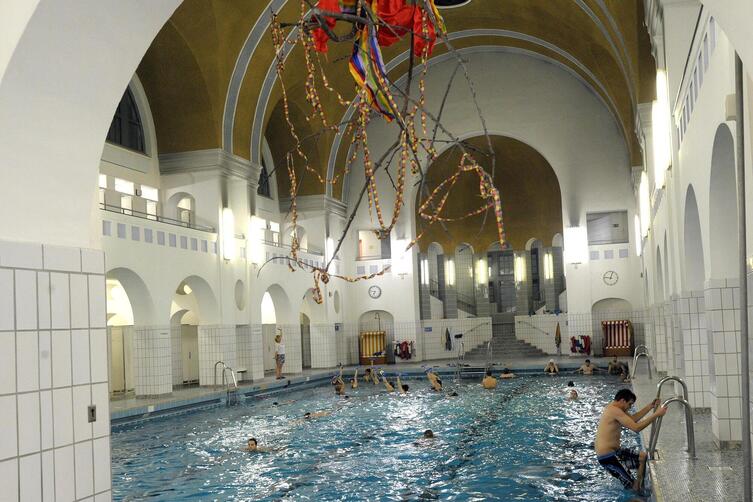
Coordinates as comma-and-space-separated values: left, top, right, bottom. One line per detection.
464, 322, 547, 360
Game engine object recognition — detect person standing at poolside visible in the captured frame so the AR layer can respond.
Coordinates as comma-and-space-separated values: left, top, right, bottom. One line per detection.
595, 389, 666, 492
274, 329, 285, 380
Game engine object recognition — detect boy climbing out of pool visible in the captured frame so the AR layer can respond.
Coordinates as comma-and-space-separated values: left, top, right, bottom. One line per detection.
482, 369, 498, 389
595, 389, 667, 492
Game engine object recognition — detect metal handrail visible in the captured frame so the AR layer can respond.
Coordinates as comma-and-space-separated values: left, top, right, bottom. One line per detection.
214, 361, 239, 403
630, 347, 653, 379
647, 396, 696, 459
485, 340, 493, 369
648, 376, 689, 448
455, 341, 465, 382
100, 202, 216, 232
515, 319, 550, 336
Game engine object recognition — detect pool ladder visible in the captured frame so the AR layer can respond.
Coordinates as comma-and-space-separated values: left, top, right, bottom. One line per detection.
214, 361, 239, 406
630, 345, 652, 379
454, 341, 465, 382
647, 376, 696, 459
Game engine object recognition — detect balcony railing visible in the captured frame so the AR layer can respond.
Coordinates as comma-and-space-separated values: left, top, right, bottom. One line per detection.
262, 238, 324, 257
99, 202, 215, 233
357, 253, 390, 261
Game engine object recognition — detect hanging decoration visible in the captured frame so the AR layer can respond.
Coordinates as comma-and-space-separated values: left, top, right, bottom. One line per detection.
262, 0, 505, 303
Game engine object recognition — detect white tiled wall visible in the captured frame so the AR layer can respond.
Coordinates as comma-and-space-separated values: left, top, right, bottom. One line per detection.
170, 326, 183, 386
0, 239, 112, 501
671, 292, 711, 408
198, 325, 239, 385
706, 278, 743, 443
514, 314, 566, 354
132, 327, 172, 396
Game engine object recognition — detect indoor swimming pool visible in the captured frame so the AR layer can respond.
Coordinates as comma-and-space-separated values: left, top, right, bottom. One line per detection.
111, 375, 643, 501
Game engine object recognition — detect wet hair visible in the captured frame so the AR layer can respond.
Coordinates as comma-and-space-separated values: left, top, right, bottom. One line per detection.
485, 370, 492, 376
304, 412, 312, 418
585, 359, 591, 363
614, 389, 637, 403
248, 437, 257, 446
449, 391, 458, 397
567, 381, 574, 387
402, 384, 409, 392
424, 429, 434, 438
502, 368, 511, 374
343, 395, 350, 399
272, 401, 279, 406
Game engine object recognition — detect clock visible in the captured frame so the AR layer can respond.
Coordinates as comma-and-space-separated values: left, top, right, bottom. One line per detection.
368, 285, 382, 299
603, 270, 619, 286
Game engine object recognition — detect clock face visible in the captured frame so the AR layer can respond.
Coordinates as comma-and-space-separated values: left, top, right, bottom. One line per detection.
368, 285, 382, 299
603, 270, 619, 286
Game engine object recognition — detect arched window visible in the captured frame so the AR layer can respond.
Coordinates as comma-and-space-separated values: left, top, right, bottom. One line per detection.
257, 162, 271, 198
106, 88, 145, 153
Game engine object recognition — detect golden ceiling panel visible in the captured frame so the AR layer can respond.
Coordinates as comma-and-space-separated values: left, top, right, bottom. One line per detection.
136, 0, 655, 186
415, 135, 563, 252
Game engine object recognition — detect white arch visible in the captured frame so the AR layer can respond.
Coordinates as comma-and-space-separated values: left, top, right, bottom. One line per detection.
708, 123, 737, 278
655, 247, 665, 302
106, 267, 156, 325
173, 275, 220, 325
684, 185, 706, 291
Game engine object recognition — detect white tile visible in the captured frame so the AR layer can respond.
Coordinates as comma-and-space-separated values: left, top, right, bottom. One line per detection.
42, 450, 55, 502
70, 274, 89, 329
75, 441, 94, 499
0, 458, 19, 502
81, 249, 104, 274
43, 244, 81, 272
0, 239, 43, 269
729, 397, 742, 419
52, 330, 72, 387
721, 288, 734, 310
95, 491, 112, 502
730, 419, 742, 441
14, 269, 37, 330
37, 272, 51, 329
19, 453, 41, 502
16, 330, 39, 392
39, 331, 51, 389
723, 309, 735, 331
0, 395, 18, 460
0, 331, 16, 394
90, 329, 108, 383
91, 383, 110, 439
50, 273, 70, 329
40, 390, 54, 450
52, 387, 73, 447
93, 437, 111, 493
0, 269, 14, 331
73, 385, 92, 442
54, 445, 75, 502
72, 329, 91, 385
88, 276, 106, 329
17, 392, 40, 455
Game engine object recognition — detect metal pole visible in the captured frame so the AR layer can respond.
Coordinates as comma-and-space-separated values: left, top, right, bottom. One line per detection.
735, 53, 751, 502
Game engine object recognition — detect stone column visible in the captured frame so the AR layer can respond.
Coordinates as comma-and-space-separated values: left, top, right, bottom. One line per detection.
197, 325, 238, 386
132, 326, 172, 396
0, 241, 112, 501
706, 278, 743, 445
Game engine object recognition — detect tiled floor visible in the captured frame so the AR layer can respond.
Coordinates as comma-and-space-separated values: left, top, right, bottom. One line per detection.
632, 371, 744, 502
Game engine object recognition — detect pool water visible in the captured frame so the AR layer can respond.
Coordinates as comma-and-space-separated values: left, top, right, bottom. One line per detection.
111, 375, 645, 501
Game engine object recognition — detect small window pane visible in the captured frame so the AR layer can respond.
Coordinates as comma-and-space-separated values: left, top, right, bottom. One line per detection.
587, 211, 629, 245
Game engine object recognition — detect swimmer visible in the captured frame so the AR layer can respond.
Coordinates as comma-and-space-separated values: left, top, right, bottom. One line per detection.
381, 371, 409, 394
607, 357, 622, 375
595, 389, 666, 491
364, 365, 380, 385
567, 381, 575, 387
567, 389, 579, 401
499, 368, 516, 379
351, 367, 359, 389
271, 399, 295, 406
481, 369, 498, 389
619, 364, 632, 383
544, 359, 559, 375
576, 359, 600, 375
426, 368, 443, 391
304, 410, 331, 420
244, 437, 272, 452
332, 365, 347, 396
414, 429, 436, 446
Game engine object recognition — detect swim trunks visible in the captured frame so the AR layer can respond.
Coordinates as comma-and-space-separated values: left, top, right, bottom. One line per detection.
597, 448, 641, 489
277, 354, 286, 364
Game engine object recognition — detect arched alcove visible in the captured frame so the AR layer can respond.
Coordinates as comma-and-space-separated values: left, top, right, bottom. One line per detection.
166, 191, 196, 225
106, 267, 155, 325
708, 123, 738, 278
261, 284, 294, 373
455, 243, 476, 314
359, 310, 396, 363
684, 185, 706, 291
655, 247, 665, 302
663, 232, 671, 298
172, 275, 220, 325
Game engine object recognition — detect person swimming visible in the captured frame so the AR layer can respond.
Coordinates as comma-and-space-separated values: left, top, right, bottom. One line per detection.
381, 370, 409, 394
425, 368, 442, 391
568, 389, 579, 400
482, 369, 498, 389
351, 367, 359, 389
423, 429, 434, 439
499, 368, 516, 379
544, 359, 559, 374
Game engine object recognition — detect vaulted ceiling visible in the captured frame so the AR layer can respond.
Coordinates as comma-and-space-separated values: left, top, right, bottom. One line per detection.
137, 0, 655, 197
